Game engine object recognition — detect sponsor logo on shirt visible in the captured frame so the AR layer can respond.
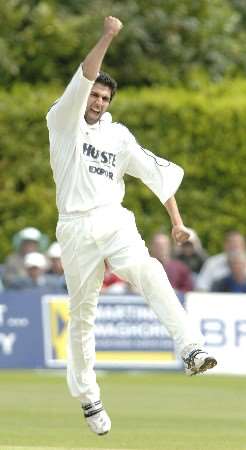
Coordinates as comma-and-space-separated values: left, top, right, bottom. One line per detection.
82, 143, 116, 180
89, 165, 113, 179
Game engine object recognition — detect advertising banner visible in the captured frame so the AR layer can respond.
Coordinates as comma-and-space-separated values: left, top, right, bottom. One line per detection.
2, 289, 245, 373
0, 289, 44, 368
186, 292, 246, 375
42, 295, 181, 370
0, 290, 181, 370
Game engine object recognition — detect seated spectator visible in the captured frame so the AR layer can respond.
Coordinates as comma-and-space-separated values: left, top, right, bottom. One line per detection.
174, 228, 208, 278
149, 232, 193, 293
45, 242, 67, 291
196, 231, 246, 291
211, 251, 246, 293
9, 252, 48, 289
2, 227, 48, 288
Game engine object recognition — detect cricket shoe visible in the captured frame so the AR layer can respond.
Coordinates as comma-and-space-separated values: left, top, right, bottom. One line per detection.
181, 345, 217, 376
82, 400, 111, 435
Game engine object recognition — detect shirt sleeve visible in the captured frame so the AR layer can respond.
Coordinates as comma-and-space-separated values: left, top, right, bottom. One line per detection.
46, 65, 94, 132
123, 131, 184, 204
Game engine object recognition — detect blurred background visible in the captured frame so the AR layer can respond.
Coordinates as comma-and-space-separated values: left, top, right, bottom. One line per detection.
1, 0, 246, 353
0, 0, 246, 259
1, 2, 246, 449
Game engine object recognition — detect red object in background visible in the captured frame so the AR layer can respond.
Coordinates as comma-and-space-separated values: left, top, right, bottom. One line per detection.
103, 270, 122, 288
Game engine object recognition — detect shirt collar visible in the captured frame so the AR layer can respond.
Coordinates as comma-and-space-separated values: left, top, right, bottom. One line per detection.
83, 112, 112, 130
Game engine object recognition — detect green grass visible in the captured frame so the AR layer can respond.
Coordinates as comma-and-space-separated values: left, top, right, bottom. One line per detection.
0, 370, 246, 450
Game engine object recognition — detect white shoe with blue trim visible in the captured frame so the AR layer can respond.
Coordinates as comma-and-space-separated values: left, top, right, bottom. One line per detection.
181, 345, 217, 376
82, 400, 111, 435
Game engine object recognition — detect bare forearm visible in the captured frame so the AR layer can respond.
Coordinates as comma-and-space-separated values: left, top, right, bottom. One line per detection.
164, 196, 183, 227
83, 33, 115, 81
82, 16, 122, 81
164, 196, 190, 244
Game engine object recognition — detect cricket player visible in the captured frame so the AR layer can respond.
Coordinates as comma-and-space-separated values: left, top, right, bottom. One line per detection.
46, 16, 217, 436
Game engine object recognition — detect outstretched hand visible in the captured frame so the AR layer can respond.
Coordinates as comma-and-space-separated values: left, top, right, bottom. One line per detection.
104, 16, 123, 37
172, 225, 190, 246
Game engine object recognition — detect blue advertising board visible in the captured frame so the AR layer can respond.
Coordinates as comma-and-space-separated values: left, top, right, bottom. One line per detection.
0, 288, 44, 368
0, 289, 181, 370
42, 294, 181, 370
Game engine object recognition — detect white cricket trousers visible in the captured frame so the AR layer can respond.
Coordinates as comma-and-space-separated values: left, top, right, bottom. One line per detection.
56, 204, 203, 404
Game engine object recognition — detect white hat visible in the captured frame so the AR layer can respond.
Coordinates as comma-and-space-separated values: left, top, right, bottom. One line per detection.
19, 227, 42, 242
24, 252, 47, 269
47, 242, 61, 258
185, 227, 203, 251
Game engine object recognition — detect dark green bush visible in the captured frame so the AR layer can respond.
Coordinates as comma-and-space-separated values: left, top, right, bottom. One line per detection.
1, 0, 246, 87
112, 81, 246, 251
0, 79, 246, 260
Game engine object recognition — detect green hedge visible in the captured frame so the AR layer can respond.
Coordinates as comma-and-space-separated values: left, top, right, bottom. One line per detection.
112, 81, 246, 251
0, 84, 58, 259
1, 80, 246, 260
1, 0, 246, 87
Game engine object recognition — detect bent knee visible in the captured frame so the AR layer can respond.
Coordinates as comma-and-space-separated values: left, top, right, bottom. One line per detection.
116, 256, 168, 288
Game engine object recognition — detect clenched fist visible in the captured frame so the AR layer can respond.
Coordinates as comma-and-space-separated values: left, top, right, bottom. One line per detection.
104, 16, 123, 37
172, 225, 190, 246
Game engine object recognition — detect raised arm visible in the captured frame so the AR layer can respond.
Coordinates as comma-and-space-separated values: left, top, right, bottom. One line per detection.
47, 16, 122, 130
83, 16, 123, 80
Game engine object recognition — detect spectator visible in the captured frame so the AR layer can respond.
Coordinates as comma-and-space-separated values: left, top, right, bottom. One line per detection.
149, 232, 193, 293
174, 228, 208, 281
46, 242, 67, 291
195, 231, 246, 291
8, 252, 48, 289
211, 251, 246, 293
2, 227, 47, 288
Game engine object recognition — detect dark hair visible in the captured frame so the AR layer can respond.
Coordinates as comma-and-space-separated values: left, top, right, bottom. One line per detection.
95, 71, 117, 101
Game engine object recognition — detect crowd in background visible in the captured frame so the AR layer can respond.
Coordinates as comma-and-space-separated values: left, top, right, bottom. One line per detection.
0, 226, 246, 295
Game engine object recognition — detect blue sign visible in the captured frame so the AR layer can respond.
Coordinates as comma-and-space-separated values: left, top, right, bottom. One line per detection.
0, 289, 183, 370
0, 288, 44, 368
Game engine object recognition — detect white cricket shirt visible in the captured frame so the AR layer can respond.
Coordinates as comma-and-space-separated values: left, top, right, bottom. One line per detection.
46, 66, 184, 215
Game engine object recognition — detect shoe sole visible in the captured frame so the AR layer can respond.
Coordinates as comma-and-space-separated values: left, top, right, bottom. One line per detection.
191, 356, 217, 376
98, 430, 110, 436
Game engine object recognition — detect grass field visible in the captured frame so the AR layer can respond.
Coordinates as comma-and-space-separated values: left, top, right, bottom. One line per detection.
0, 370, 246, 450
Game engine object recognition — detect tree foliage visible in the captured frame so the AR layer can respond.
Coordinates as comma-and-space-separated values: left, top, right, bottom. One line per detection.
1, 0, 246, 260
0, 0, 246, 87
0, 80, 246, 260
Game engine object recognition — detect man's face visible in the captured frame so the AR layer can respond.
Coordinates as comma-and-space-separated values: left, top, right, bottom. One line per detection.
27, 266, 43, 281
150, 234, 171, 261
84, 83, 111, 125
20, 240, 38, 256
50, 257, 64, 275
225, 234, 245, 253
229, 254, 246, 283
